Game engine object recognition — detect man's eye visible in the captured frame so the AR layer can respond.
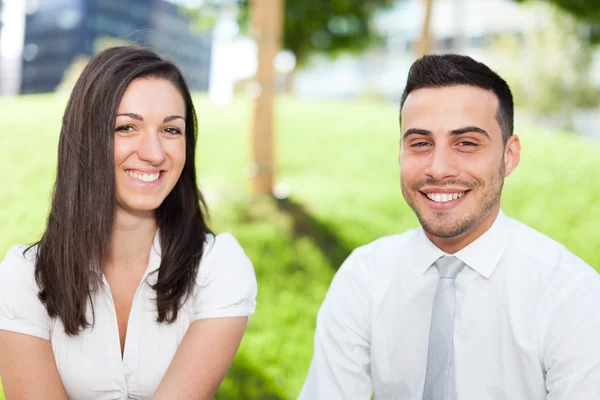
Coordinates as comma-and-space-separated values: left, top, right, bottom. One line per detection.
458, 141, 477, 147
411, 142, 430, 148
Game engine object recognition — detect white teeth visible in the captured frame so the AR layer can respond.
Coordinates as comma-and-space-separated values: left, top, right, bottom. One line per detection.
126, 170, 160, 183
426, 192, 465, 203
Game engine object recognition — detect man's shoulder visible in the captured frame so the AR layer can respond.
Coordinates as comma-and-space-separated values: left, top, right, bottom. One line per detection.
332, 228, 421, 291
340, 228, 421, 277
505, 215, 596, 278
352, 227, 421, 258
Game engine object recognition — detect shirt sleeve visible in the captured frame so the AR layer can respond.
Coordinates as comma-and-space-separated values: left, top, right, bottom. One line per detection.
0, 245, 52, 340
191, 233, 257, 320
298, 248, 373, 400
543, 265, 600, 400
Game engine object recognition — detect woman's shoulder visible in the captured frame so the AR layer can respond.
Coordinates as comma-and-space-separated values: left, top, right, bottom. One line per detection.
195, 232, 255, 285
202, 232, 245, 258
190, 233, 257, 319
0, 244, 53, 339
0, 244, 38, 282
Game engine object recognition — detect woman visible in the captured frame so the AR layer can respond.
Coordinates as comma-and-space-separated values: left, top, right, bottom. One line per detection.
0, 46, 257, 399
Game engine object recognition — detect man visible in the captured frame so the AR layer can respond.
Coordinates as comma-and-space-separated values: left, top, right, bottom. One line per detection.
298, 54, 600, 399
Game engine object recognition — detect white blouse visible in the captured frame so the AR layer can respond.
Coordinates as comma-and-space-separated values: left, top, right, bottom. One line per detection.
0, 232, 257, 400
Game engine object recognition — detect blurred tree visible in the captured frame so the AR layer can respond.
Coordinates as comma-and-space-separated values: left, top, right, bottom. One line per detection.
415, 0, 434, 56
183, 0, 396, 195
248, 0, 283, 195
515, 0, 600, 20
490, 1, 600, 128
184, 0, 396, 66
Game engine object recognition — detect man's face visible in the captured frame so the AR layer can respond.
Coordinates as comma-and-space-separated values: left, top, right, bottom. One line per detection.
400, 85, 520, 248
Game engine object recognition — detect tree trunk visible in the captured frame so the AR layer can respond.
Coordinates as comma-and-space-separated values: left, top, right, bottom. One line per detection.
279, 69, 296, 93
416, 0, 434, 57
249, 0, 284, 195
453, 0, 467, 52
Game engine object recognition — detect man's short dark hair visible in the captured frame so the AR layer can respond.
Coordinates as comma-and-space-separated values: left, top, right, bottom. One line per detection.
400, 54, 514, 144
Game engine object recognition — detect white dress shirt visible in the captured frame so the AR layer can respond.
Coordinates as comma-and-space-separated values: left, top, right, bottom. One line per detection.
299, 210, 600, 400
0, 232, 257, 400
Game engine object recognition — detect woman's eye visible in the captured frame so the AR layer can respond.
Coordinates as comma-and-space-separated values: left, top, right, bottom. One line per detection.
164, 127, 182, 135
115, 125, 134, 132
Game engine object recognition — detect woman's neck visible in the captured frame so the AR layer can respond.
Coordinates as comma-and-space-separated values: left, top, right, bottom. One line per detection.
107, 208, 157, 270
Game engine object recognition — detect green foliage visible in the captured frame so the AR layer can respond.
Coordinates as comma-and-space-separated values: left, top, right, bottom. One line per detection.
490, 1, 600, 120
514, 0, 600, 43
184, 0, 395, 65
515, 0, 600, 20
0, 94, 598, 399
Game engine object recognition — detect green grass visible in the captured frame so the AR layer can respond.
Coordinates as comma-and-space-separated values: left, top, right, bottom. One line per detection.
0, 93, 598, 399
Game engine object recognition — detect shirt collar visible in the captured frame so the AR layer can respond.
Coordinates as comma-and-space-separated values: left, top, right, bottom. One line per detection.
416, 209, 511, 279
414, 227, 446, 276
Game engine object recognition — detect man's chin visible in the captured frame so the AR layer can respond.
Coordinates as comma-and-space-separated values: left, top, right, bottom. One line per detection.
419, 214, 472, 239
423, 226, 467, 239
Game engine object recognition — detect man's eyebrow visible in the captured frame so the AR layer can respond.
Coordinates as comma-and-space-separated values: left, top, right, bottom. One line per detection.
450, 126, 491, 140
402, 128, 432, 139
116, 113, 143, 121
163, 115, 185, 123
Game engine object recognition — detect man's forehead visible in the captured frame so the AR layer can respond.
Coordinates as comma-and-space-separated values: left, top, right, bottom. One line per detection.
402, 86, 499, 121
400, 85, 502, 138
404, 85, 497, 108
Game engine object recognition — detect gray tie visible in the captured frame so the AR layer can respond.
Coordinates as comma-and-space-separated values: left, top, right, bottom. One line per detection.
423, 255, 466, 400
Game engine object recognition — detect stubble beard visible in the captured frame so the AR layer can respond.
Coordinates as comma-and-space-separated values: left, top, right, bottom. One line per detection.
401, 162, 505, 239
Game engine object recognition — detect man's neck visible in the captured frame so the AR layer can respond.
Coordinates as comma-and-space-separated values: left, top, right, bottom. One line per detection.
425, 206, 501, 254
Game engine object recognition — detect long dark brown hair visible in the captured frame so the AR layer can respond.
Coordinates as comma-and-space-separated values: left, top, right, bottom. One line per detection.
30, 46, 211, 335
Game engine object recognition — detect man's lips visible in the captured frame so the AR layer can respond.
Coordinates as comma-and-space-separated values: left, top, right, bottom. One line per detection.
419, 189, 471, 209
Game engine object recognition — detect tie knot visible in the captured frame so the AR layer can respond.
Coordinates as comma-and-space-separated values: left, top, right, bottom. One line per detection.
434, 255, 465, 279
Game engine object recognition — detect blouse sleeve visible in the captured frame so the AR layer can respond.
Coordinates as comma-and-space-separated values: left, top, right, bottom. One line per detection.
0, 245, 52, 340
191, 233, 257, 320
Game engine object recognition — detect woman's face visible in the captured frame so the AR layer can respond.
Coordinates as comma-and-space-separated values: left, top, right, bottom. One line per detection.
113, 77, 187, 216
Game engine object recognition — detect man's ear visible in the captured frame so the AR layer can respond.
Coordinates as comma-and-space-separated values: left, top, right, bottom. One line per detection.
504, 135, 521, 177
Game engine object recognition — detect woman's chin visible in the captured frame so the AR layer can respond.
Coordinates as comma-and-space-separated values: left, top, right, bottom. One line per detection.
115, 201, 162, 217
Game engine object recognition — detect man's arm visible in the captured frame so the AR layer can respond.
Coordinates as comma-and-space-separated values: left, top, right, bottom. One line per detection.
543, 271, 600, 399
299, 250, 373, 400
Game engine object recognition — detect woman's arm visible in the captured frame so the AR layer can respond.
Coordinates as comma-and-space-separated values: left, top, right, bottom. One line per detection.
0, 331, 67, 399
153, 317, 248, 400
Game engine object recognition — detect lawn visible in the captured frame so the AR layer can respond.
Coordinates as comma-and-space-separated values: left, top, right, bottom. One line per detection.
0, 93, 598, 399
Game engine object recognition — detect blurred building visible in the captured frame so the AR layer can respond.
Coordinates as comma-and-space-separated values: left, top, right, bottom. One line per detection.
0, 1, 3, 60
0, 0, 26, 96
20, 0, 212, 94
